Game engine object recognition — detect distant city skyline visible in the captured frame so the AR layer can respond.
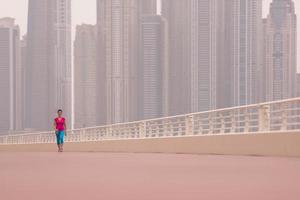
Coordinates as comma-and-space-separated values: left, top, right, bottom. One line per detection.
0, 0, 299, 134
0, 0, 299, 72
0, 0, 294, 34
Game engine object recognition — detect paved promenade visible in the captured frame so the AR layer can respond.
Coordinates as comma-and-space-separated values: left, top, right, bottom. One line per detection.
1, 152, 300, 200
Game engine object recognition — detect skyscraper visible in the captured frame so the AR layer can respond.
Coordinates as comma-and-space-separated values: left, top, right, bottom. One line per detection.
216, 0, 233, 109
74, 24, 97, 128
139, 0, 157, 15
161, 0, 192, 116
162, 0, 227, 114
162, 0, 263, 113
189, 0, 220, 112
19, 35, 27, 130
264, 0, 297, 101
222, 0, 263, 107
26, 0, 71, 131
0, 18, 22, 134
97, 0, 139, 125
259, 18, 268, 103
139, 15, 168, 120
97, 0, 157, 125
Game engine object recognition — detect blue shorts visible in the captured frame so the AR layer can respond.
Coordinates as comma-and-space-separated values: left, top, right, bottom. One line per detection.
56, 130, 65, 144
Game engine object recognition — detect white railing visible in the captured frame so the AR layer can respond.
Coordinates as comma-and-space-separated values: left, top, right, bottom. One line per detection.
1, 98, 300, 145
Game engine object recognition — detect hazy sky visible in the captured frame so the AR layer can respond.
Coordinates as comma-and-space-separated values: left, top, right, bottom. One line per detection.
0, 0, 279, 36
0, 0, 299, 70
0, 0, 97, 37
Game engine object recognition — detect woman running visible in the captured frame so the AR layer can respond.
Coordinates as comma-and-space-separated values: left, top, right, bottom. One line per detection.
53, 109, 67, 152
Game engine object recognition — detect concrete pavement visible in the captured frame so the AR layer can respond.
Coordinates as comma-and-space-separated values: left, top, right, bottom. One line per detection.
1, 152, 300, 200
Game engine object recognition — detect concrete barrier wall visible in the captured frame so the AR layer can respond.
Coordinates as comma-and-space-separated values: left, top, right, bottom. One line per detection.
1, 131, 300, 157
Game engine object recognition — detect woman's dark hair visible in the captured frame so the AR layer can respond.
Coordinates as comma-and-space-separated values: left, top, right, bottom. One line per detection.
57, 109, 63, 113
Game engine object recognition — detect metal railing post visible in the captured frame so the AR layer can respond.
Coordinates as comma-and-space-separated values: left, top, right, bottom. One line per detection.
198, 116, 203, 135
162, 119, 170, 137
80, 129, 86, 142
244, 109, 250, 133
4, 136, 8, 145
258, 105, 270, 132
185, 115, 194, 136
208, 113, 213, 134
38, 134, 42, 144
139, 121, 146, 138
106, 125, 112, 140
20, 135, 23, 144
281, 103, 288, 130
230, 111, 236, 133
219, 113, 225, 134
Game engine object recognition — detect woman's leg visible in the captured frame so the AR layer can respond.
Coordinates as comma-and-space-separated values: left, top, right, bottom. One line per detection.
56, 132, 61, 152
61, 131, 65, 152
59, 131, 64, 152
60, 131, 65, 152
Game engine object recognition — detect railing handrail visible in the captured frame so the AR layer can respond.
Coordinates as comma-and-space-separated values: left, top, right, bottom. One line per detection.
1, 97, 300, 144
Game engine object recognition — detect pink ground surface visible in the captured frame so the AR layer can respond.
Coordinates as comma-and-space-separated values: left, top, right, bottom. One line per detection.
0, 152, 300, 200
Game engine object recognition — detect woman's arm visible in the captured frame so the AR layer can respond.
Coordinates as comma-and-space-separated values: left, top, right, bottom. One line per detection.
64, 121, 67, 136
53, 120, 57, 131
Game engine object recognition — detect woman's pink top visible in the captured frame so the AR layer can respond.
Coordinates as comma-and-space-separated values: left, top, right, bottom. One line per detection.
55, 117, 65, 131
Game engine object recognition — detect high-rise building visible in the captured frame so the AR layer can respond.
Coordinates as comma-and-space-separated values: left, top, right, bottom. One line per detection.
97, 0, 139, 125
189, 0, 220, 112
264, 0, 297, 101
139, 15, 168, 120
216, 0, 233, 109
162, 0, 262, 114
259, 18, 268, 103
74, 24, 97, 128
26, 0, 72, 131
0, 18, 22, 134
18, 35, 26, 131
224, 0, 263, 106
139, 0, 157, 15
97, 0, 157, 125
161, 0, 192, 116
162, 0, 228, 114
